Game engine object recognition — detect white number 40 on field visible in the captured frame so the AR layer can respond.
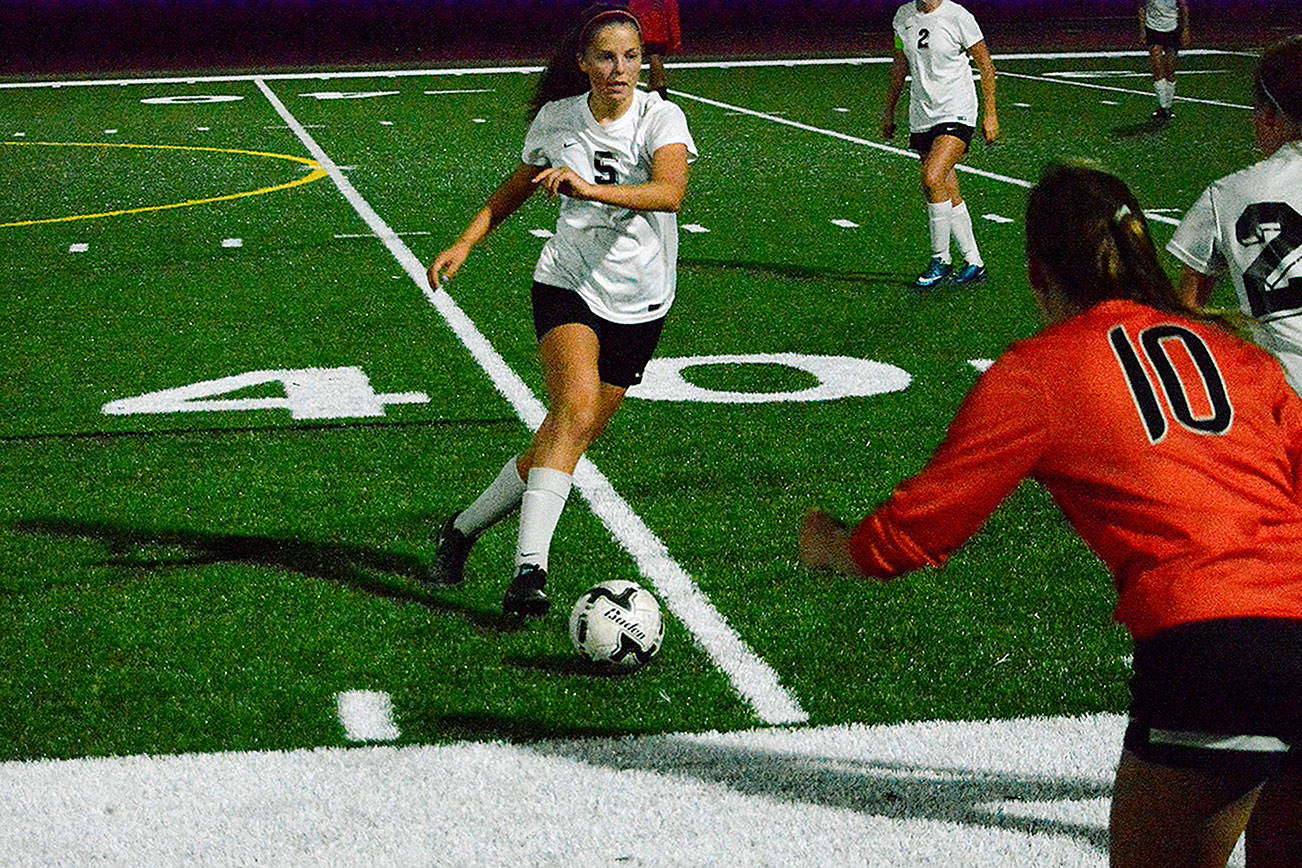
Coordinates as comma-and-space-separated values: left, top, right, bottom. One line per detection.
102, 367, 430, 420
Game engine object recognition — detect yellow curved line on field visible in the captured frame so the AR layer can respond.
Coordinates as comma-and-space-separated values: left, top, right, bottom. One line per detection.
1, 141, 327, 227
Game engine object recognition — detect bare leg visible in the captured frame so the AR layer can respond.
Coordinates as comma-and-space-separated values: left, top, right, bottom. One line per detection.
1245, 772, 1302, 867
1110, 749, 1261, 868
519, 322, 627, 476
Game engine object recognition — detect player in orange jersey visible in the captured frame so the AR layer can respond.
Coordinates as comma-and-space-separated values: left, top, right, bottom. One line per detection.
627, 0, 680, 98
801, 163, 1302, 867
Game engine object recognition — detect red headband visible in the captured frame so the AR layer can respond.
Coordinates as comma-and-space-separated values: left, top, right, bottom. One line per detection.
581, 8, 641, 42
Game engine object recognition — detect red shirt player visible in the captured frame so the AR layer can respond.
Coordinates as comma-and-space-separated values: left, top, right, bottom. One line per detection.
800, 163, 1302, 868
627, 0, 680, 98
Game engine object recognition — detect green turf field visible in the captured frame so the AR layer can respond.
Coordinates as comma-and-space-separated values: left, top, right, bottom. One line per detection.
0, 49, 1262, 761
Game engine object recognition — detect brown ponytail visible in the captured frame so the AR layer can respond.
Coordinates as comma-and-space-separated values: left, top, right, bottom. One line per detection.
1026, 162, 1228, 327
528, 3, 642, 120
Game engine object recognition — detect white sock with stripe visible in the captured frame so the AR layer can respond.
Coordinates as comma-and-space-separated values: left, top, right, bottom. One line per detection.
516, 467, 573, 572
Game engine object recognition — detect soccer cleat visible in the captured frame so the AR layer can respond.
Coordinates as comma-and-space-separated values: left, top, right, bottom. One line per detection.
426, 515, 475, 587
952, 263, 989, 286
503, 564, 550, 619
1150, 107, 1173, 123
914, 257, 953, 289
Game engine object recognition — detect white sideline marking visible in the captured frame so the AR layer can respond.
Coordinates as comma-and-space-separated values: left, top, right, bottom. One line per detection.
681, 223, 710, 234
969, 359, 995, 372
68, 243, 89, 253
0, 50, 1243, 91
831, 219, 859, 228
254, 78, 807, 726
528, 228, 554, 238
983, 214, 1014, 224
336, 690, 400, 743
221, 237, 243, 248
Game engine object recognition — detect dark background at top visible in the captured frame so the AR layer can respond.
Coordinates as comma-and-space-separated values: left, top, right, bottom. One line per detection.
0, 0, 1295, 76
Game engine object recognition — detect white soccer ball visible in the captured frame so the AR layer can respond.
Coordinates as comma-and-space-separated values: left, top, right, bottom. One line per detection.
569, 580, 664, 669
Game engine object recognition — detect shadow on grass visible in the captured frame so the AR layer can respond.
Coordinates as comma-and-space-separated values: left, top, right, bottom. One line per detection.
681, 256, 906, 287
1110, 116, 1170, 138
536, 733, 1112, 855
12, 517, 512, 631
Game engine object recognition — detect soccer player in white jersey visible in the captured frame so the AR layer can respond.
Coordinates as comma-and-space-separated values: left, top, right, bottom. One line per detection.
424, 4, 696, 618
882, 0, 999, 289
1168, 36, 1302, 395
1139, 0, 1190, 123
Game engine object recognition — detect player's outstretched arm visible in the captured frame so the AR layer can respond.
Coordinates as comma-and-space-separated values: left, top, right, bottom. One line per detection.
968, 40, 999, 143
532, 143, 690, 213
427, 162, 539, 288
882, 50, 909, 140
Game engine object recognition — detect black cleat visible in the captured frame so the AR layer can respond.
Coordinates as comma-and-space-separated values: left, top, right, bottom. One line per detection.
503, 564, 550, 619
1150, 107, 1173, 123
426, 515, 475, 587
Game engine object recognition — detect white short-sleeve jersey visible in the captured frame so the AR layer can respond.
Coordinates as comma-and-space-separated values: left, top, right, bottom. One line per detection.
1144, 0, 1180, 33
893, 0, 984, 133
522, 89, 697, 324
1168, 142, 1302, 392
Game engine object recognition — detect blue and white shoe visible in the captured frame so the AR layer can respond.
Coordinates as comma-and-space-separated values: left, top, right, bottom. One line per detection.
952, 262, 989, 286
914, 257, 952, 288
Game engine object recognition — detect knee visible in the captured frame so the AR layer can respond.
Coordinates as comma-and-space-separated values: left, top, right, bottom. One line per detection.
921, 166, 948, 198
551, 395, 603, 443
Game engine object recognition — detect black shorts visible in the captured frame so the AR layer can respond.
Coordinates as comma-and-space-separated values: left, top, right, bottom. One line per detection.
1145, 25, 1183, 52
531, 281, 666, 388
909, 123, 975, 157
1123, 617, 1302, 780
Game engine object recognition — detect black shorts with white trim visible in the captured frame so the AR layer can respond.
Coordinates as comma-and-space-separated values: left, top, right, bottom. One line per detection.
531, 281, 666, 389
1145, 25, 1183, 52
909, 122, 975, 157
1124, 617, 1302, 779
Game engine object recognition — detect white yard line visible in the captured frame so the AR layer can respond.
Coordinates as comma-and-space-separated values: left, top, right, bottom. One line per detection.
253, 78, 807, 726
666, 86, 1183, 225
997, 69, 1253, 110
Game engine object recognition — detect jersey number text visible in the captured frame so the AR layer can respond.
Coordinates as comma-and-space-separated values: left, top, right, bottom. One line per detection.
594, 150, 618, 185
1237, 202, 1302, 318
1108, 324, 1233, 444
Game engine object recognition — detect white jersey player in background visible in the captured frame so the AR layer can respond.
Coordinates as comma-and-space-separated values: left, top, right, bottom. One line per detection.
424, 4, 696, 618
882, 0, 999, 289
1139, 0, 1190, 123
1169, 35, 1302, 394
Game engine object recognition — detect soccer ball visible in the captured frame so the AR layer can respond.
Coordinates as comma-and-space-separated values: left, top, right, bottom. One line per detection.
569, 580, 664, 669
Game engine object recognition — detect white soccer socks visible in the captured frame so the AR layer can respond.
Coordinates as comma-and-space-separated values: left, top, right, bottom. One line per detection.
928, 200, 954, 263
515, 467, 574, 573
453, 456, 527, 538
950, 201, 983, 268
1155, 78, 1176, 110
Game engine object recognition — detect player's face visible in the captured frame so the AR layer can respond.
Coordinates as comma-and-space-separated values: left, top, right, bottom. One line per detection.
578, 23, 642, 107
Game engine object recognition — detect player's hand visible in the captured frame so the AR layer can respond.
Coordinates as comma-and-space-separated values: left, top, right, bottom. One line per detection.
427, 245, 469, 289
533, 167, 592, 201
799, 510, 858, 576
983, 114, 1000, 144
